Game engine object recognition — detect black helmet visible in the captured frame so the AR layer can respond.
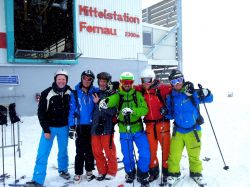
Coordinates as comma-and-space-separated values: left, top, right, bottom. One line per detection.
97, 72, 112, 81
169, 69, 184, 81
81, 70, 95, 80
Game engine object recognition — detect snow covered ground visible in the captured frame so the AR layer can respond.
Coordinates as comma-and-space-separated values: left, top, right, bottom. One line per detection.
1, 89, 250, 187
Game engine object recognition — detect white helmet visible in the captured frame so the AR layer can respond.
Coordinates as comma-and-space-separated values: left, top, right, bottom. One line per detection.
120, 72, 134, 80
140, 68, 155, 79
54, 69, 68, 81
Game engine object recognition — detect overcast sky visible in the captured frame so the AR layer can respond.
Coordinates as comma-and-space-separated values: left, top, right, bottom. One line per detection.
142, 0, 250, 95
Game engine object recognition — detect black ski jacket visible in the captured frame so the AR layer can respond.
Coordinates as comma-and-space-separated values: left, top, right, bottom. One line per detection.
38, 82, 72, 133
91, 89, 117, 135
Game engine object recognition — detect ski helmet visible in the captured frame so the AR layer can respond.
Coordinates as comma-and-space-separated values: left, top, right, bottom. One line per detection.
97, 72, 112, 82
120, 72, 134, 80
140, 68, 155, 79
54, 69, 68, 82
169, 69, 183, 81
81, 70, 95, 81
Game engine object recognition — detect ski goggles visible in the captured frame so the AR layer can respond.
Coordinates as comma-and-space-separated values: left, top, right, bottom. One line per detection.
121, 80, 134, 85
141, 77, 153, 83
82, 75, 93, 82
170, 77, 184, 85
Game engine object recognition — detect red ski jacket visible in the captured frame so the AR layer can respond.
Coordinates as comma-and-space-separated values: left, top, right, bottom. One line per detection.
134, 83, 172, 121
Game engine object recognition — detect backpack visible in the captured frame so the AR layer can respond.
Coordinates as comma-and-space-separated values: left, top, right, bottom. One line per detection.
117, 90, 138, 112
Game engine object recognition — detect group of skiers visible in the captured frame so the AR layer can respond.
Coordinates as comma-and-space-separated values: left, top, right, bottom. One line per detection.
26, 67, 213, 187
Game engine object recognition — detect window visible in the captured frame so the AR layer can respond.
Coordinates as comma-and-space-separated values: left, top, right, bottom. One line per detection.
5, 0, 79, 64
143, 32, 152, 46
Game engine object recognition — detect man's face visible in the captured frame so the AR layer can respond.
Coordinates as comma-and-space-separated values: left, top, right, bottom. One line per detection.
170, 77, 184, 91
82, 75, 93, 88
99, 79, 108, 90
56, 75, 67, 88
121, 80, 133, 91
141, 77, 153, 90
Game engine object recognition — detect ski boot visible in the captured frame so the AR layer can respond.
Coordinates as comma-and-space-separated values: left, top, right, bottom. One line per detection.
190, 172, 207, 187
25, 181, 43, 187
125, 169, 136, 183
59, 171, 71, 180
148, 166, 159, 182
86, 171, 95, 181
96, 174, 106, 181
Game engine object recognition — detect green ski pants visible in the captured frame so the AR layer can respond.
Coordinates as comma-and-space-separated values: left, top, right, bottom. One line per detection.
168, 131, 202, 174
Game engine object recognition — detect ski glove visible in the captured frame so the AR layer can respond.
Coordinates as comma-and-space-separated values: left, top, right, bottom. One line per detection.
198, 88, 211, 99
99, 98, 109, 110
149, 79, 160, 89
160, 107, 168, 116
183, 81, 195, 96
121, 108, 133, 116
69, 126, 77, 140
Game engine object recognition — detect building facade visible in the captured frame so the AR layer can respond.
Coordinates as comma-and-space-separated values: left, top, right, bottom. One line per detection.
0, 0, 181, 115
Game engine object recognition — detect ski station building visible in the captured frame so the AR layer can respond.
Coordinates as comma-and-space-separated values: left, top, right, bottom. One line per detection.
0, 0, 182, 115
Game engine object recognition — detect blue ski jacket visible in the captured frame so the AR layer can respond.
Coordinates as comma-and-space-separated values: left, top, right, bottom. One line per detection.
166, 89, 213, 133
68, 82, 98, 127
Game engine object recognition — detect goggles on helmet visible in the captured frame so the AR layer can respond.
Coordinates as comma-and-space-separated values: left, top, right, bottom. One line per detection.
141, 78, 153, 84
170, 77, 184, 85
121, 80, 134, 85
82, 75, 93, 82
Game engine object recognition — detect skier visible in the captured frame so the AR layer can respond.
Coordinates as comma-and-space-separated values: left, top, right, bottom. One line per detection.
99, 72, 150, 187
26, 69, 72, 187
134, 67, 172, 182
68, 70, 97, 183
91, 72, 118, 181
165, 70, 213, 186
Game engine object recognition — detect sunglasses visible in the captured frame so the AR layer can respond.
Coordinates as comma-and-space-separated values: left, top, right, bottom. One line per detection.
82, 75, 93, 82
141, 78, 153, 83
121, 80, 134, 85
170, 77, 183, 85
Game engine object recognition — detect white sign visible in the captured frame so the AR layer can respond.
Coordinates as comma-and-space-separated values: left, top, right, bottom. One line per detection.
76, 0, 143, 60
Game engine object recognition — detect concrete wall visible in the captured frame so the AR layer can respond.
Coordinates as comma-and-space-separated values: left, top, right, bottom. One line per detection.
0, 58, 148, 116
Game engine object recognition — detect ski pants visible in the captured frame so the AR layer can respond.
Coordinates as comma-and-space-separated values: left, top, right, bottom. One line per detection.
91, 134, 118, 176
74, 125, 94, 175
168, 131, 202, 174
145, 121, 170, 170
32, 126, 69, 185
120, 131, 150, 174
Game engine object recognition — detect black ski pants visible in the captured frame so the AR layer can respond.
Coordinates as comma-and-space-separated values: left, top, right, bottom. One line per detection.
74, 125, 95, 175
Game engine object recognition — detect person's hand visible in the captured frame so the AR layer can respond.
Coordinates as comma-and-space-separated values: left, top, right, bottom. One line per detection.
121, 108, 133, 116
69, 126, 77, 140
160, 107, 168, 116
198, 88, 211, 99
183, 81, 194, 96
99, 98, 109, 110
92, 93, 100, 103
44, 133, 51, 139
149, 79, 160, 89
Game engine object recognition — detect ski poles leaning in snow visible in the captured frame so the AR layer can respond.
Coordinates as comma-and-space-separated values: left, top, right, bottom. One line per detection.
198, 84, 229, 170
0, 105, 8, 185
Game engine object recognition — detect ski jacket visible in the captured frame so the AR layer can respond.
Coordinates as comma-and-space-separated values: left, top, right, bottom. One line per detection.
91, 89, 117, 135
166, 89, 213, 133
68, 82, 98, 127
37, 82, 72, 133
134, 84, 172, 121
107, 88, 148, 133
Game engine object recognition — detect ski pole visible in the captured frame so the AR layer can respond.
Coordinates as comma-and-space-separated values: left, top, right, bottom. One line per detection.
125, 114, 135, 187
198, 84, 229, 170
159, 118, 165, 186
1, 125, 5, 185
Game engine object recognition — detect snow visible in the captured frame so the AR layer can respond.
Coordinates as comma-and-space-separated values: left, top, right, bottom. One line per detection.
2, 0, 250, 186
1, 91, 250, 187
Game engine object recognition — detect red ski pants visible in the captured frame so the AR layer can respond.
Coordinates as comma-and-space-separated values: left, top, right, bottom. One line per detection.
145, 121, 170, 169
91, 135, 118, 176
